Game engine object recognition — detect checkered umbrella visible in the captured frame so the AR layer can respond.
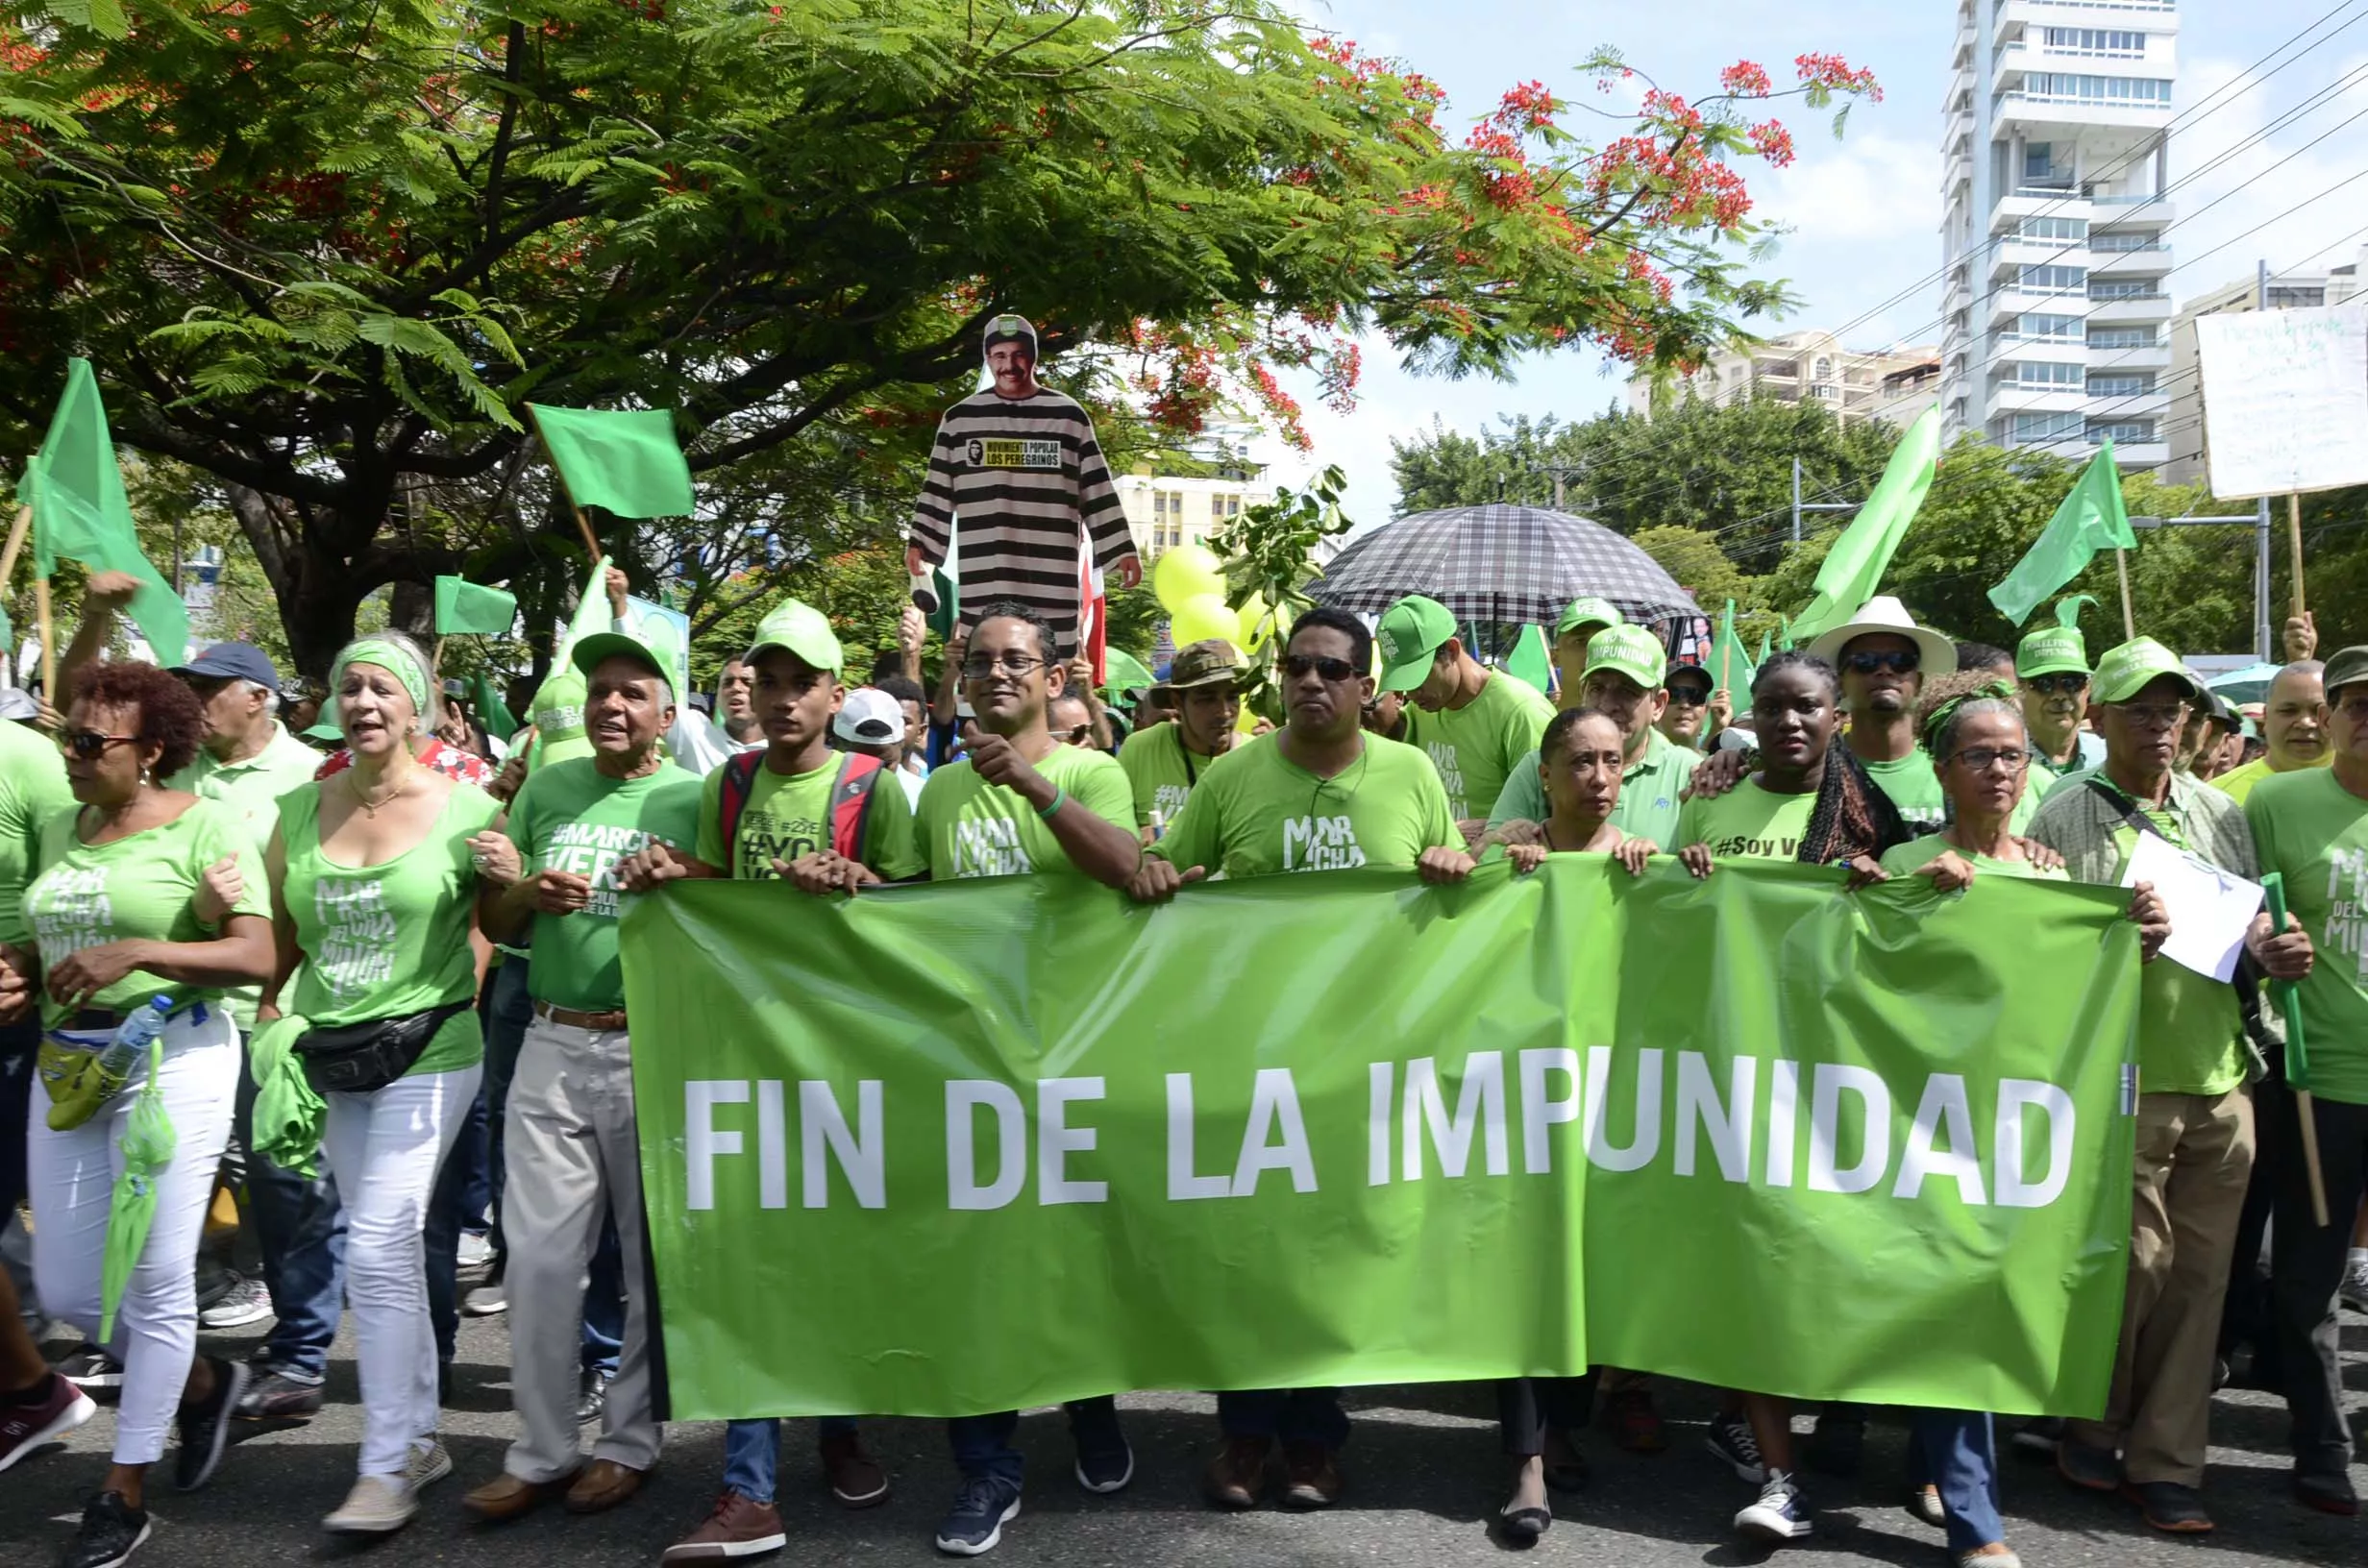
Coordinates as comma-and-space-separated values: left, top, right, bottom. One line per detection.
1308, 505, 1702, 625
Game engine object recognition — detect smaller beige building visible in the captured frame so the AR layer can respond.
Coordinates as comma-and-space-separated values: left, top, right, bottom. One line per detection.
1624, 331, 1943, 429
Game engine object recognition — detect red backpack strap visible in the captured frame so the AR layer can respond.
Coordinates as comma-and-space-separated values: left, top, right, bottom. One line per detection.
829, 752, 886, 862
716, 750, 765, 873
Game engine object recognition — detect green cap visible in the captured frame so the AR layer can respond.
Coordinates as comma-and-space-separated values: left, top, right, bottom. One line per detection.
2090, 637, 2202, 704
1580, 624, 1666, 692
2323, 645, 2368, 702
530, 667, 594, 767
744, 599, 844, 676
2015, 625, 2089, 680
301, 719, 342, 743
1554, 596, 1624, 640
1374, 595, 1457, 693
570, 629, 671, 686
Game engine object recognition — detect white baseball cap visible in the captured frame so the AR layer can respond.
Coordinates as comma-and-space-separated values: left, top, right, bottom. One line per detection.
833, 687, 906, 746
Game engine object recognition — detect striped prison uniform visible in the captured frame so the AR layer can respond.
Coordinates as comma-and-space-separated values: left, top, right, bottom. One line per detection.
907, 389, 1137, 654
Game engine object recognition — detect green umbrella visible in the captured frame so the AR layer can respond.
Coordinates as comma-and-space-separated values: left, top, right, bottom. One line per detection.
99, 1040, 176, 1340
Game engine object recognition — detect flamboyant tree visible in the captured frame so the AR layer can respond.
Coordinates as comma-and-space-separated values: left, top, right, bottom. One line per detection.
0, 0, 1875, 674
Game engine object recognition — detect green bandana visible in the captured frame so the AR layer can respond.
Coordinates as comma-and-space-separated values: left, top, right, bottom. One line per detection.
330, 638, 430, 728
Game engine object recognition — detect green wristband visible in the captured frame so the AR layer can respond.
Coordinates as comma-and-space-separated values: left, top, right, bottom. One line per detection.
1036, 785, 1067, 821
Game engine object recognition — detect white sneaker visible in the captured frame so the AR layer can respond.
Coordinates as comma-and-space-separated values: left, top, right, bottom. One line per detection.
1736, 1469, 1815, 1542
324, 1473, 417, 1533
456, 1233, 494, 1271
2341, 1258, 2368, 1314
408, 1438, 453, 1492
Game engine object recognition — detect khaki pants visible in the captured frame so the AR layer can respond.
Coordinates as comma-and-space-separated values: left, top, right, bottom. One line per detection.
501, 1014, 658, 1481
2067, 1087, 2254, 1487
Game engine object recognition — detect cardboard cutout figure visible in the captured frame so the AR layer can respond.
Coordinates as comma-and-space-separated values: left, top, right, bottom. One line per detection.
906, 315, 1144, 654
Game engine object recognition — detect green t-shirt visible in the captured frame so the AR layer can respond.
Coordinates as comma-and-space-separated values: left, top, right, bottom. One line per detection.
2247, 768, 2368, 1106
1402, 671, 1556, 821
1150, 732, 1459, 878
1486, 727, 1701, 849
278, 780, 502, 1075
1862, 749, 1947, 833
1672, 777, 1819, 863
694, 752, 913, 882
506, 758, 703, 1013
2087, 777, 2248, 1097
167, 722, 324, 1030
899, 744, 1132, 881
24, 797, 272, 1024
2015, 759, 2057, 834
0, 721, 74, 947
1878, 832, 2071, 882
1118, 722, 1224, 834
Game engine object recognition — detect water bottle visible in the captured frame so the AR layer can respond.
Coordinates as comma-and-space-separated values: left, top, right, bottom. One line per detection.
96, 995, 173, 1081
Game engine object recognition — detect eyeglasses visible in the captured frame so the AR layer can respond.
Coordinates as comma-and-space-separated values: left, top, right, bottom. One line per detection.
961, 652, 1046, 678
2118, 702, 2191, 731
1952, 747, 2030, 773
1841, 649, 1919, 675
1283, 653, 1359, 682
61, 731, 139, 760
2027, 674, 2087, 696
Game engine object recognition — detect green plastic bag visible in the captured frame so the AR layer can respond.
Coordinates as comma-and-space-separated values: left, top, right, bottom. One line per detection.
99, 1040, 176, 1341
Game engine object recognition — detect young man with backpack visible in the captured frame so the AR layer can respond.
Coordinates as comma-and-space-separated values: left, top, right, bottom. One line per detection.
616, 598, 907, 1561
783, 600, 1143, 1557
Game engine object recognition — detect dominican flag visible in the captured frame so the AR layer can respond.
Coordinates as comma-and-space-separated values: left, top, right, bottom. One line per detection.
1078, 532, 1107, 688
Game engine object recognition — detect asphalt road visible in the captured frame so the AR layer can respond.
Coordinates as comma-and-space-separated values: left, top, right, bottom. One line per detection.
7, 1307, 2368, 1568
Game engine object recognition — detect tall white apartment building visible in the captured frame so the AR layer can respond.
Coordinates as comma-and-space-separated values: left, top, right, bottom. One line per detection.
1939, 0, 2179, 470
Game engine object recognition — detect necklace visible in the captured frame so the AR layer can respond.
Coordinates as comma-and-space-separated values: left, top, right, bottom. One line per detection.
349, 771, 412, 818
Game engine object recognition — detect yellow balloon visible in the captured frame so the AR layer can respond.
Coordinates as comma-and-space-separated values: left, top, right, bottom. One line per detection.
1170, 594, 1237, 649
1153, 543, 1225, 614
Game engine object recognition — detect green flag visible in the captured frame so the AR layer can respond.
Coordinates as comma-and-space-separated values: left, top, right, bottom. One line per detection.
1754, 629, 1771, 667
433, 576, 518, 636
1710, 599, 1755, 696
1101, 646, 1155, 697
557, 555, 614, 663
20, 360, 188, 666
471, 670, 520, 742
1986, 445, 2135, 626
1503, 624, 1551, 695
528, 404, 696, 518
1789, 404, 1941, 645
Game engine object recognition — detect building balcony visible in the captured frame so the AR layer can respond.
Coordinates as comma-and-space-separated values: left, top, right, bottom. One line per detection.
1993, 189, 2091, 225
2092, 196, 2175, 229
2097, 439, 2168, 469
1992, 332, 2087, 363
2088, 292, 2173, 325
2085, 339, 2170, 370
1994, 93, 2176, 136
2089, 243, 2171, 277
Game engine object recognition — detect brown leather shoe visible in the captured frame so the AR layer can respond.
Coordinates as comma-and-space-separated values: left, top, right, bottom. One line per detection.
566, 1458, 651, 1514
463, 1468, 580, 1522
1203, 1434, 1271, 1509
1281, 1439, 1343, 1508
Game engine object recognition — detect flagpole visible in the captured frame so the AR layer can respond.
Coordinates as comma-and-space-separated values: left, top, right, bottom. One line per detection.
0, 504, 31, 589
2287, 493, 2307, 625
35, 574, 55, 700
526, 406, 604, 561
2113, 550, 2135, 641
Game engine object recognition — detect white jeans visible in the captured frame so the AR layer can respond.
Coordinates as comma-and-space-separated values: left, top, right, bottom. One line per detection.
28, 1006, 239, 1465
322, 1063, 481, 1479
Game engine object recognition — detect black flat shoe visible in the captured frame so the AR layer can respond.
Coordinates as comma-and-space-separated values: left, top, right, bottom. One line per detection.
1497, 1503, 1552, 1545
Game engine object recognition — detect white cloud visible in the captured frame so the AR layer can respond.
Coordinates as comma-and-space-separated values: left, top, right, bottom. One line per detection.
1755, 131, 1944, 243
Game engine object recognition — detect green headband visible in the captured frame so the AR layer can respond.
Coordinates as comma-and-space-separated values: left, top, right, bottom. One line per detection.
1919, 679, 2017, 755
331, 638, 431, 724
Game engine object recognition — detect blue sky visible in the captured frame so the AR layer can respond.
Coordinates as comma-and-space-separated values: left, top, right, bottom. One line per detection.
1253, 0, 2368, 529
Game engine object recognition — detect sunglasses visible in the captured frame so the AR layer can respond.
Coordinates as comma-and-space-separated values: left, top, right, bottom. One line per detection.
1665, 683, 1712, 705
60, 731, 139, 760
2026, 674, 2087, 696
1841, 649, 1919, 675
1284, 653, 1360, 682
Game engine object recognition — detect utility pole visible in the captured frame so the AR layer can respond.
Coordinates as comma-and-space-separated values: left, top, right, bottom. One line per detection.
1791, 455, 1857, 543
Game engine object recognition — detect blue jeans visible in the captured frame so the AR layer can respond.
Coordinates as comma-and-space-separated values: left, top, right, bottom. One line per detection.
234, 1041, 346, 1381
723, 1415, 861, 1505
480, 959, 535, 1256
1217, 1387, 1349, 1449
949, 1396, 1125, 1487
425, 1070, 485, 1364
1908, 1410, 2005, 1554
580, 1214, 622, 1377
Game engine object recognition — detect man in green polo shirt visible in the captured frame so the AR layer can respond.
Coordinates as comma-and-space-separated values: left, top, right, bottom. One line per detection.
462, 628, 701, 1525
2246, 643, 2368, 1516
2027, 635, 2312, 1535
1487, 625, 1699, 849
1118, 639, 1241, 838
1132, 605, 1471, 1512
166, 641, 349, 1408
2016, 617, 2106, 779
2214, 660, 2330, 805
1381, 594, 1555, 826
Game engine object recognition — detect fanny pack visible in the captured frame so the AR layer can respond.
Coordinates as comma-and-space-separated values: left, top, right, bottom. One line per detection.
295, 1001, 470, 1095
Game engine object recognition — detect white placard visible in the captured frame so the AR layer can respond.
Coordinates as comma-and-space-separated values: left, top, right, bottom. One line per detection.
2196, 303, 2368, 500
2118, 830, 2263, 983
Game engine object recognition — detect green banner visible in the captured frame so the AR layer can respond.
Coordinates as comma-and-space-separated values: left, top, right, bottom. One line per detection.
624, 859, 2137, 1422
